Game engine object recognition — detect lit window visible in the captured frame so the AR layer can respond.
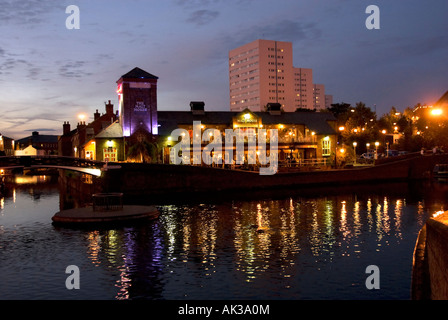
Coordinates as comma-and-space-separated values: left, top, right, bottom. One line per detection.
322, 138, 331, 156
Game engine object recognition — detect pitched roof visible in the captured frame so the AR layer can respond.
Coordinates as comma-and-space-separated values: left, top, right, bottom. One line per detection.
120, 67, 158, 80
435, 90, 448, 107
95, 121, 123, 139
255, 111, 336, 134
157, 110, 336, 135
16, 133, 58, 144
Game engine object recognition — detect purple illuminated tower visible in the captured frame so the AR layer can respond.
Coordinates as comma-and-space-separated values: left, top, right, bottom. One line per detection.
117, 67, 158, 137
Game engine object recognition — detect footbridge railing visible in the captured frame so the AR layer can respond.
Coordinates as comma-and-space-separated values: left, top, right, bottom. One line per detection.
0, 155, 104, 169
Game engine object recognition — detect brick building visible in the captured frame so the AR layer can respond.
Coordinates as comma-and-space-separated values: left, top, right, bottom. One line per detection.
16, 131, 58, 155
58, 100, 118, 159
58, 67, 337, 166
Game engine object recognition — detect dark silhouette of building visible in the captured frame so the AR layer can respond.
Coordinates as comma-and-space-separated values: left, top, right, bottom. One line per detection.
16, 131, 58, 155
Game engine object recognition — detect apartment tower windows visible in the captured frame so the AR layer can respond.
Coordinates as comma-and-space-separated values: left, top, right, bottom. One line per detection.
229, 39, 315, 112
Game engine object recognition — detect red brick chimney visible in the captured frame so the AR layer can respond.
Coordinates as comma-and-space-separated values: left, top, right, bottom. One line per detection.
77, 121, 86, 131
94, 109, 100, 121
105, 100, 113, 115
63, 121, 71, 135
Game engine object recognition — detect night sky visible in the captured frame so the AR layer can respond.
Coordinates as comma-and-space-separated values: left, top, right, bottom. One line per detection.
1, 0, 447, 138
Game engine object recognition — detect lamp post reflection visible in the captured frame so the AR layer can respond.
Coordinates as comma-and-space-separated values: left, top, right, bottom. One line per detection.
375, 141, 380, 159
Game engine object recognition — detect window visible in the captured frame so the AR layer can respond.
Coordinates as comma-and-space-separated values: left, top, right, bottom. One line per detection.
322, 139, 331, 156
86, 150, 94, 160
103, 147, 117, 162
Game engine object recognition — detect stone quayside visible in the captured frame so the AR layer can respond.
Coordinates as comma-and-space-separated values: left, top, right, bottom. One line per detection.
99, 153, 448, 198
54, 153, 446, 225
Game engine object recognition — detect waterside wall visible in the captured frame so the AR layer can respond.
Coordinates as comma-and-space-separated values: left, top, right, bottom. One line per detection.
99, 154, 448, 200
58, 169, 102, 210
412, 211, 448, 300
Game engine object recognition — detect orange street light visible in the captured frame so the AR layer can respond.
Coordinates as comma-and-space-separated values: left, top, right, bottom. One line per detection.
431, 108, 443, 116
374, 141, 380, 160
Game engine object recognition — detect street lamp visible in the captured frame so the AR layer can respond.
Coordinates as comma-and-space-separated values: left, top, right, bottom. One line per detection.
353, 142, 357, 164
337, 147, 345, 168
375, 141, 380, 159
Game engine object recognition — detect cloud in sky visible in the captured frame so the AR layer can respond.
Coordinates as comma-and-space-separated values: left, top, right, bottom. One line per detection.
58, 61, 93, 78
0, 0, 447, 139
0, 0, 64, 25
186, 9, 220, 26
223, 19, 322, 51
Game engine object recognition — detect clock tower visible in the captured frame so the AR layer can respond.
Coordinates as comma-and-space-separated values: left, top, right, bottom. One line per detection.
117, 67, 158, 137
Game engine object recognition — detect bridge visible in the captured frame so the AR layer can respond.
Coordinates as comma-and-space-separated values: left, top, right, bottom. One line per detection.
0, 155, 106, 177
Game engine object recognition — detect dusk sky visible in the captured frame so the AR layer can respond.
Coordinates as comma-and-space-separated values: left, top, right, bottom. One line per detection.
1, 0, 447, 139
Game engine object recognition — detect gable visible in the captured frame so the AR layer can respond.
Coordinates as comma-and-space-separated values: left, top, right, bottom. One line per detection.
233, 108, 260, 127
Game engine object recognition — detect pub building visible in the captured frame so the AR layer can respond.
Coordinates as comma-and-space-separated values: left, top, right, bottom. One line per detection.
157, 103, 338, 167
58, 67, 338, 167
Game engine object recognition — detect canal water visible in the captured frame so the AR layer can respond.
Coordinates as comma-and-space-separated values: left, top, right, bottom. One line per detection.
1, 174, 447, 300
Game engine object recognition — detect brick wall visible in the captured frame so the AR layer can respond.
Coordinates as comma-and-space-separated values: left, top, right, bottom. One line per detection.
426, 214, 448, 299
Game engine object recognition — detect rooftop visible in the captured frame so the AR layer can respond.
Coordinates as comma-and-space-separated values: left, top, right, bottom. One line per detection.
119, 67, 158, 80
95, 121, 123, 139
157, 110, 336, 136
16, 132, 58, 144
435, 90, 448, 107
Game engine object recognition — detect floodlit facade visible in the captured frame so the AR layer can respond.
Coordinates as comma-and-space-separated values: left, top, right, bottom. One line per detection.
117, 67, 158, 137
313, 84, 326, 111
229, 39, 316, 112
158, 103, 338, 167
293, 67, 313, 110
58, 67, 338, 167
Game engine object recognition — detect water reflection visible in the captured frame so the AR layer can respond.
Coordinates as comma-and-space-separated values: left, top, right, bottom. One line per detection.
3, 175, 448, 299
59, 180, 448, 298
152, 188, 441, 294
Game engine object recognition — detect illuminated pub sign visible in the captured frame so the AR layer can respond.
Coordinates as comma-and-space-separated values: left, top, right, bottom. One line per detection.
233, 109, 260, 128
134, 100, 147, 112
117, 67, 159, 137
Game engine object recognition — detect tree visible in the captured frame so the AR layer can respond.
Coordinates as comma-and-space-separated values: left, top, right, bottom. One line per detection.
345, 102, 377, 131
377, 107, 402, 133
295, 107, 316, 112
339, 102, 379, 153
327, 102, 352, 125
127, 135, 157, 163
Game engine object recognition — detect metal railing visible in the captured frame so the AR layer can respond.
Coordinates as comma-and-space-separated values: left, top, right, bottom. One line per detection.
281, 158, 329, 167
0, 155, 104, 168
92, 193, 123, 211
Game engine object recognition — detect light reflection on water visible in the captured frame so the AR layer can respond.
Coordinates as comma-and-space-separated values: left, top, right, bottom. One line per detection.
1, 175, 448, 300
